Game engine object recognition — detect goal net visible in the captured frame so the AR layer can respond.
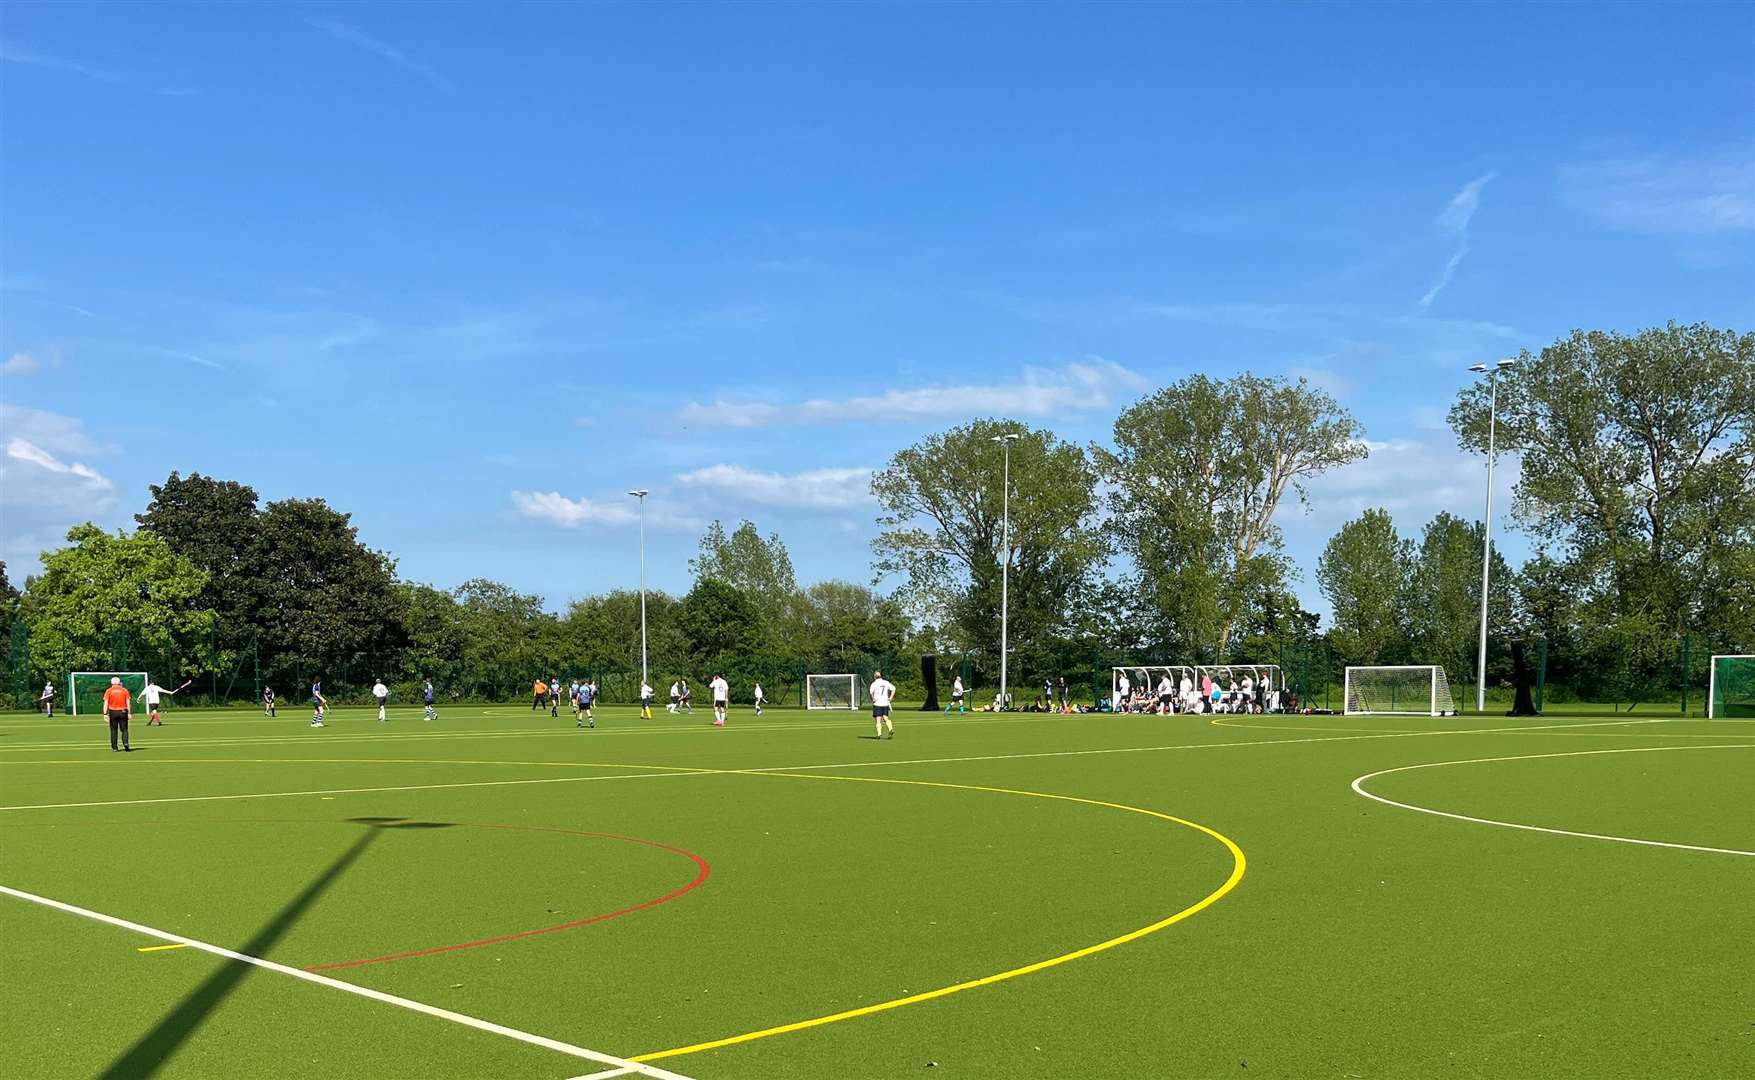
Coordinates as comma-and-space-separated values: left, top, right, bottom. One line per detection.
1344, 665, 1457, 716
806, 673, 863, 710
1708, 655, 1755, 719
1110, 665, 1284, 711
71, 671, 149, 715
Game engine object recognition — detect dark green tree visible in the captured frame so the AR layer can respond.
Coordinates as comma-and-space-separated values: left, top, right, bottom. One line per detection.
677, 579, 764, 673
1317, 508, 1411, 663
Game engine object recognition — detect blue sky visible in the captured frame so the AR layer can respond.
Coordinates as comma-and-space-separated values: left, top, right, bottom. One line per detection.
3, 2, 1751, 618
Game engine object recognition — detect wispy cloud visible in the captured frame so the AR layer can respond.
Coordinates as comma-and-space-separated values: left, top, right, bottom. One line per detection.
305, 17, 448, 88
142, 345, 226, 371
2, 352, 42, 376
673, 465, 874, 510
1559, 149, 1754, 235
0, 407, 118, 571
0, 41, 123, 83
1420, 171, 1496, 308
679, 358, 1149, 429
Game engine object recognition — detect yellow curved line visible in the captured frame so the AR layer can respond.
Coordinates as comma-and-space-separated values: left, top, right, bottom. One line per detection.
630, 769, 1246, 1063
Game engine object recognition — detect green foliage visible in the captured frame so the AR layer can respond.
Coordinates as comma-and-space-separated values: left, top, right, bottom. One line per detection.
690, 520, 798, 634
20, 524, 217, 683
1098, 373, 1366, 658
677, 579, 764, 672
1403, 513, 1514, 684
1317, 509, 1410, 663
789, 580, 908, 674
872, 419, 1106, 668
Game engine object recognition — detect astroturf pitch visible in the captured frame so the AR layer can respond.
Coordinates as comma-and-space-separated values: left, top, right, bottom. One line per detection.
1, 704, 1750, 1079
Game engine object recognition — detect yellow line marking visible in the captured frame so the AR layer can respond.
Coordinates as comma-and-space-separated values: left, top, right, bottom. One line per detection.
137, 942, 189, 952
629, 768, 1247, 1063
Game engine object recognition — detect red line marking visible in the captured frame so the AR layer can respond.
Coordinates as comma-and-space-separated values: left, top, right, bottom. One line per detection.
304, 823, 711, 972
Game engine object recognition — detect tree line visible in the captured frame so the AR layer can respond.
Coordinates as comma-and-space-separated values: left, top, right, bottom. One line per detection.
2, 322, 1748, 708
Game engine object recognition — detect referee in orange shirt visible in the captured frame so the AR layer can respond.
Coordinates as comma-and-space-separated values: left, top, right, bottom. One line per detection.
102, 676, 133, 752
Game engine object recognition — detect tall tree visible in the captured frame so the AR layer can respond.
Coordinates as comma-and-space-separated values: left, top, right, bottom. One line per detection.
21, 524, 217, 684
788, 580, 908, 671
1403, 513, 1514, 683
871, 419, 1106, 664
136, 471, 262, 635
246, 498, 406, 690
1317, 509, 1410, 663
690, 520, 798, 635
1449, 323, 1754, 644
1098, 374, 1367, 657
677, 579, 764, 670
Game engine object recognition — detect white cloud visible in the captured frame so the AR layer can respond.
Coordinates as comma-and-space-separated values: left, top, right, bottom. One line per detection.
304, 17, 448, 88
2, 352, 41, 376
0, 407, 118, 570
1559, 150, 1755, 235
510, 491, 701, 532
679, 358, 1150, 429
1291, 438, 1515, 526
1420, 172, 1496, 309
673, 464, 874, 509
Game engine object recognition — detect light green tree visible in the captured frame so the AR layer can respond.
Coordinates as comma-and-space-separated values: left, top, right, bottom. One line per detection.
1097, 373, 1367, 658
21, 524, 217, 684
1316, 509, 1410, 663
690, 520, 798, 637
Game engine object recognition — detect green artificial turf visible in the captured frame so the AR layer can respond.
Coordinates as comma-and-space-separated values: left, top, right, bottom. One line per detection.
1, 703, 1750, 1079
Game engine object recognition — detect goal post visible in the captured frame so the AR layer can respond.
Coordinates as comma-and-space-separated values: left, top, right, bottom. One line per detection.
806, 673, 863, 710
70, 671, 149, 715
1707, 655, 1755, 719
1343, 665, 1457, 717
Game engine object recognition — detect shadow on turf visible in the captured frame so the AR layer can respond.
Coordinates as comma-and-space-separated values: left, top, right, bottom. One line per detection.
98, 817, 453, 1080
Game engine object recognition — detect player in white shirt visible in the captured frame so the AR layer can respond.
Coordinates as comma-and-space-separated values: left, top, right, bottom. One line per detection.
372, 679, 390, 722
753, 682, 765, 716
948, 675, 966, 713
668, 681, 681, 713
869, 669, 897, 739
39, 680, 55, 717
709, 673, 729, 727
1114, 672, 1130, 713
1156, 674, 1174, 715
639, 680, 654, 719
141, 680, 185, 726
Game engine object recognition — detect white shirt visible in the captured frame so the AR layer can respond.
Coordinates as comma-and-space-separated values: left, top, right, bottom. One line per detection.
870, 678, 896, 707
1157, 676, 1173, 696
640, 682, 653, 699
1116, 675, 1129, 696
710, 676, 729, 703
372, 682, 388, 700
143, 683, 165, 706
670, 682, 681, 698
42, 682, 54, 698
753, 684, 765, 701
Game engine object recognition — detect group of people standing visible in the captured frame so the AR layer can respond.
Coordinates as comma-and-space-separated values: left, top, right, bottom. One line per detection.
530, 677, 601, 727
1114, 670, 1279, 715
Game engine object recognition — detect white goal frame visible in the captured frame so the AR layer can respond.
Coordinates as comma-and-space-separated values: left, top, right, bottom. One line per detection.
1708, 654, 1755, 720
1344, 665, 1457, 717
70, 671, 150, 715
806, 673, 863, 710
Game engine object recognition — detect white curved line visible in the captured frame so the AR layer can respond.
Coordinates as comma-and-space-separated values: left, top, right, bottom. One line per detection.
1351, 744, 1755, 857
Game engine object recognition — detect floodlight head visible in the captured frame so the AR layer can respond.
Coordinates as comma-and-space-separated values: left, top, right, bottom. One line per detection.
627, 489, 648, 498
1496, 357, 1517, 369
1468, 363, 1489, 373
991, 432, 1021, 444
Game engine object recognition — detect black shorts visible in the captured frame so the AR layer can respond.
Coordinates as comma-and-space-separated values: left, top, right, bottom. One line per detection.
872, 705, 891, 718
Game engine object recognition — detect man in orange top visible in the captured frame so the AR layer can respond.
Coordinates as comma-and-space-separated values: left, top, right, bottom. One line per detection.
532, 678, 548, 711
102, 676, 133, 753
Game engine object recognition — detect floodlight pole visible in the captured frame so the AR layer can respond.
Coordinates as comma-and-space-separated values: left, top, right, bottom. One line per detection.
1471, 360, 1514, 713
991, 432, 1020, 709
629, 489, 650, 690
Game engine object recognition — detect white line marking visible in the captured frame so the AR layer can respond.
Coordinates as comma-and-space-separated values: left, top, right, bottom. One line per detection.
0, 718, 1705, 813
567, 1069, 639, 1080
1350, 744, 1755, 857
0, 768, 712, 812
0, 883, 698, 1080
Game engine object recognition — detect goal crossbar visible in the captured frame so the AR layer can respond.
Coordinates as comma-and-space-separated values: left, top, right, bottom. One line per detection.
805, 673, 863, 710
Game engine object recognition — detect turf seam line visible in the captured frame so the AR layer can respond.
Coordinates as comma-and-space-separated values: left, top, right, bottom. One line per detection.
1350, 744, 1755, 856
0, 883, 700, 1080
